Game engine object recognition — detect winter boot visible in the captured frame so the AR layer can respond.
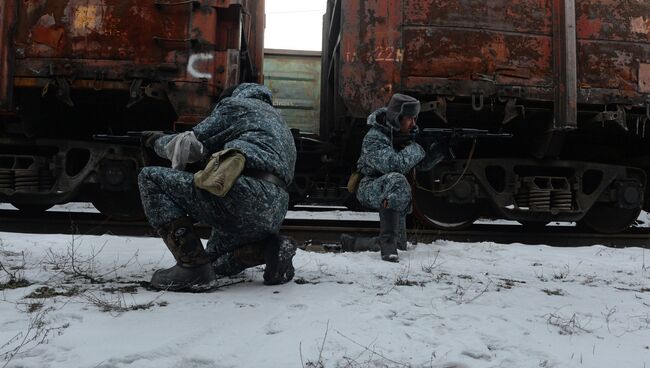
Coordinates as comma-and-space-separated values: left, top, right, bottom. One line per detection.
339, 234, 380, 252
150, 216, 216, 291
263, 235, 297, 285
379, 208, 400, 263
233, 239, 266, 267
230, 235, 297, 285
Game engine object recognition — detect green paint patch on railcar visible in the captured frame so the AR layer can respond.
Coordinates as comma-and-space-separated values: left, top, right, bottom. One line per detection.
264, 49, 321, 135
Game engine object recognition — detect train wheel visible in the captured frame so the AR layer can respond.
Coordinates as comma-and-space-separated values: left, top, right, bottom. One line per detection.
92, 190, 145, 221
11, 203, 53, 214
579, 203, 641, 234
412, 189, 477, 230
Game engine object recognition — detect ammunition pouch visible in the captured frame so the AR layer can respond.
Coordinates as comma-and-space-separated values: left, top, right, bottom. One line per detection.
194, 148, 246, 197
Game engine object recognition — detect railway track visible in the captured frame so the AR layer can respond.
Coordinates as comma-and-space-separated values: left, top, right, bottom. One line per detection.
0, 209, 649, 249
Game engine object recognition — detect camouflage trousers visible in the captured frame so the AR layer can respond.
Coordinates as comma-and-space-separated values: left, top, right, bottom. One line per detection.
138, 167, 289, 274
356, 172, 410, 246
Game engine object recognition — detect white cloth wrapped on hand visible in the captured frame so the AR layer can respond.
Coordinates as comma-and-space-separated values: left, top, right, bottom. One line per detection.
164, 131, 205, 170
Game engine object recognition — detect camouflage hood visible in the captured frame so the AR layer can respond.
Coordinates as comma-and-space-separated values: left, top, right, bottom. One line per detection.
366, 107, 420, 136
232, 83, 273, 105
366, 107, 398, 133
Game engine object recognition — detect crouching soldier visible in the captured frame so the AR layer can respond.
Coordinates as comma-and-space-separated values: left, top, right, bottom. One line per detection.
341, 93, 446, 262
138, 83, 297, 291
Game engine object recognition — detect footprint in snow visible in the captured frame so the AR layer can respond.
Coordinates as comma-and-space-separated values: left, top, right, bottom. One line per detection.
461, 350, 492, 361
264, 319, 283, 335
435, 363, 471, 368
234, 302, 258, 308
173, 357, 220, 368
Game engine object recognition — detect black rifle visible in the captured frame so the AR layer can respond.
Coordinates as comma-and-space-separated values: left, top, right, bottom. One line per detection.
92, 131, 173, 145
395, 127, 512, 158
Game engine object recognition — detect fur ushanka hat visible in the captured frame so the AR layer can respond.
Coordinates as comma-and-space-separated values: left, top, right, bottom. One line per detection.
385, 93, 420, 130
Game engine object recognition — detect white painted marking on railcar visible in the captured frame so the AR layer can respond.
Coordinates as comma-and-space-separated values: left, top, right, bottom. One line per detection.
187, 53, 214, 79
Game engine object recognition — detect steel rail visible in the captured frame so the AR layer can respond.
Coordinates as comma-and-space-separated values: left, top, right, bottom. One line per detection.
0, 210, 648, 249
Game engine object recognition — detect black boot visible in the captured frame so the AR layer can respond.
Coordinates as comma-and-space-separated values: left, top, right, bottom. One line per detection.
229, 234, 297, 285
263, 235, 297, 285
233, 238, 266, 267
150, 217, 216, 291
379, 208, 400, 263
340, 234, 380, 252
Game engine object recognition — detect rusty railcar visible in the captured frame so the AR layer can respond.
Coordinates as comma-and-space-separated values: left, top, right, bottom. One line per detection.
0, 0, 264, 219
321, 0, 650, 233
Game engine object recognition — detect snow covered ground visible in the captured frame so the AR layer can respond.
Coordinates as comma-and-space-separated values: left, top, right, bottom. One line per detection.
1, 229, 649, 368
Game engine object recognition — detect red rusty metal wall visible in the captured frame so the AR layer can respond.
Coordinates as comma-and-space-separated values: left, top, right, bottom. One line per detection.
402, 0, 553, 90
339, 1, 403, 117
336, 0, 650, 118
0, 0, 17, 113
2, 0, 264, 125
14, 1, 188, 61
576, 1, 650, 95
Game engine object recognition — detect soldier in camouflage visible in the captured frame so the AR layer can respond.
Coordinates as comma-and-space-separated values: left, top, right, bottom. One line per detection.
138, 83, 297, 291
341, 93, 446, 262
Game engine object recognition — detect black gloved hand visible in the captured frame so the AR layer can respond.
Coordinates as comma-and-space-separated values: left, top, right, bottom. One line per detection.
428, 136, 453, 160
141, 131, 165, 149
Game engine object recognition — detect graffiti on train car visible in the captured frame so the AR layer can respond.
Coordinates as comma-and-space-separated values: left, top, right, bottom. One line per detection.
187, 53, 214, 80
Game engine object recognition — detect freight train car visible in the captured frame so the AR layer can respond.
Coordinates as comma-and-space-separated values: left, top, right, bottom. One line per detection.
0, 0, 264, 219
264, 49, 322, 135
319, 0, 650, 233
263, 48, 354, 208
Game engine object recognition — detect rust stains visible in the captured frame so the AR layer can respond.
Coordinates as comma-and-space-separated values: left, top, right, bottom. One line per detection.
341, 0, 403, 116
338, 0, 650, 117
630, 16, 650, 36
25, 0, 48, 17
638, 63, 650, 93
578, 41, 648, 92
576, 15, 602, 39
30, 14, 65, 51
404, 0, 553, 35
0, 0, 16, 111
13, 0, 191, 60
3, 0, 265, 128
63, 0, 107, 37
403, 28, 552, 85
576, 0, 650, 42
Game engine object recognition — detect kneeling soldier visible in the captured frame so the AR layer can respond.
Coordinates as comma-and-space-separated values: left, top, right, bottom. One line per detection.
139, 83, 297, 291
341, 93, 445, 262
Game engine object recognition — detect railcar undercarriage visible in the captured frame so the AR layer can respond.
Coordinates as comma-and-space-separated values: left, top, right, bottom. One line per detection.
412, 158, 646, 234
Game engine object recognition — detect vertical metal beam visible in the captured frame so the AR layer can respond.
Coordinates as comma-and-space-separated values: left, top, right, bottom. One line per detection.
0, 0, 17, 112
320, 0, 340, 138
552, 0, 578, 129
